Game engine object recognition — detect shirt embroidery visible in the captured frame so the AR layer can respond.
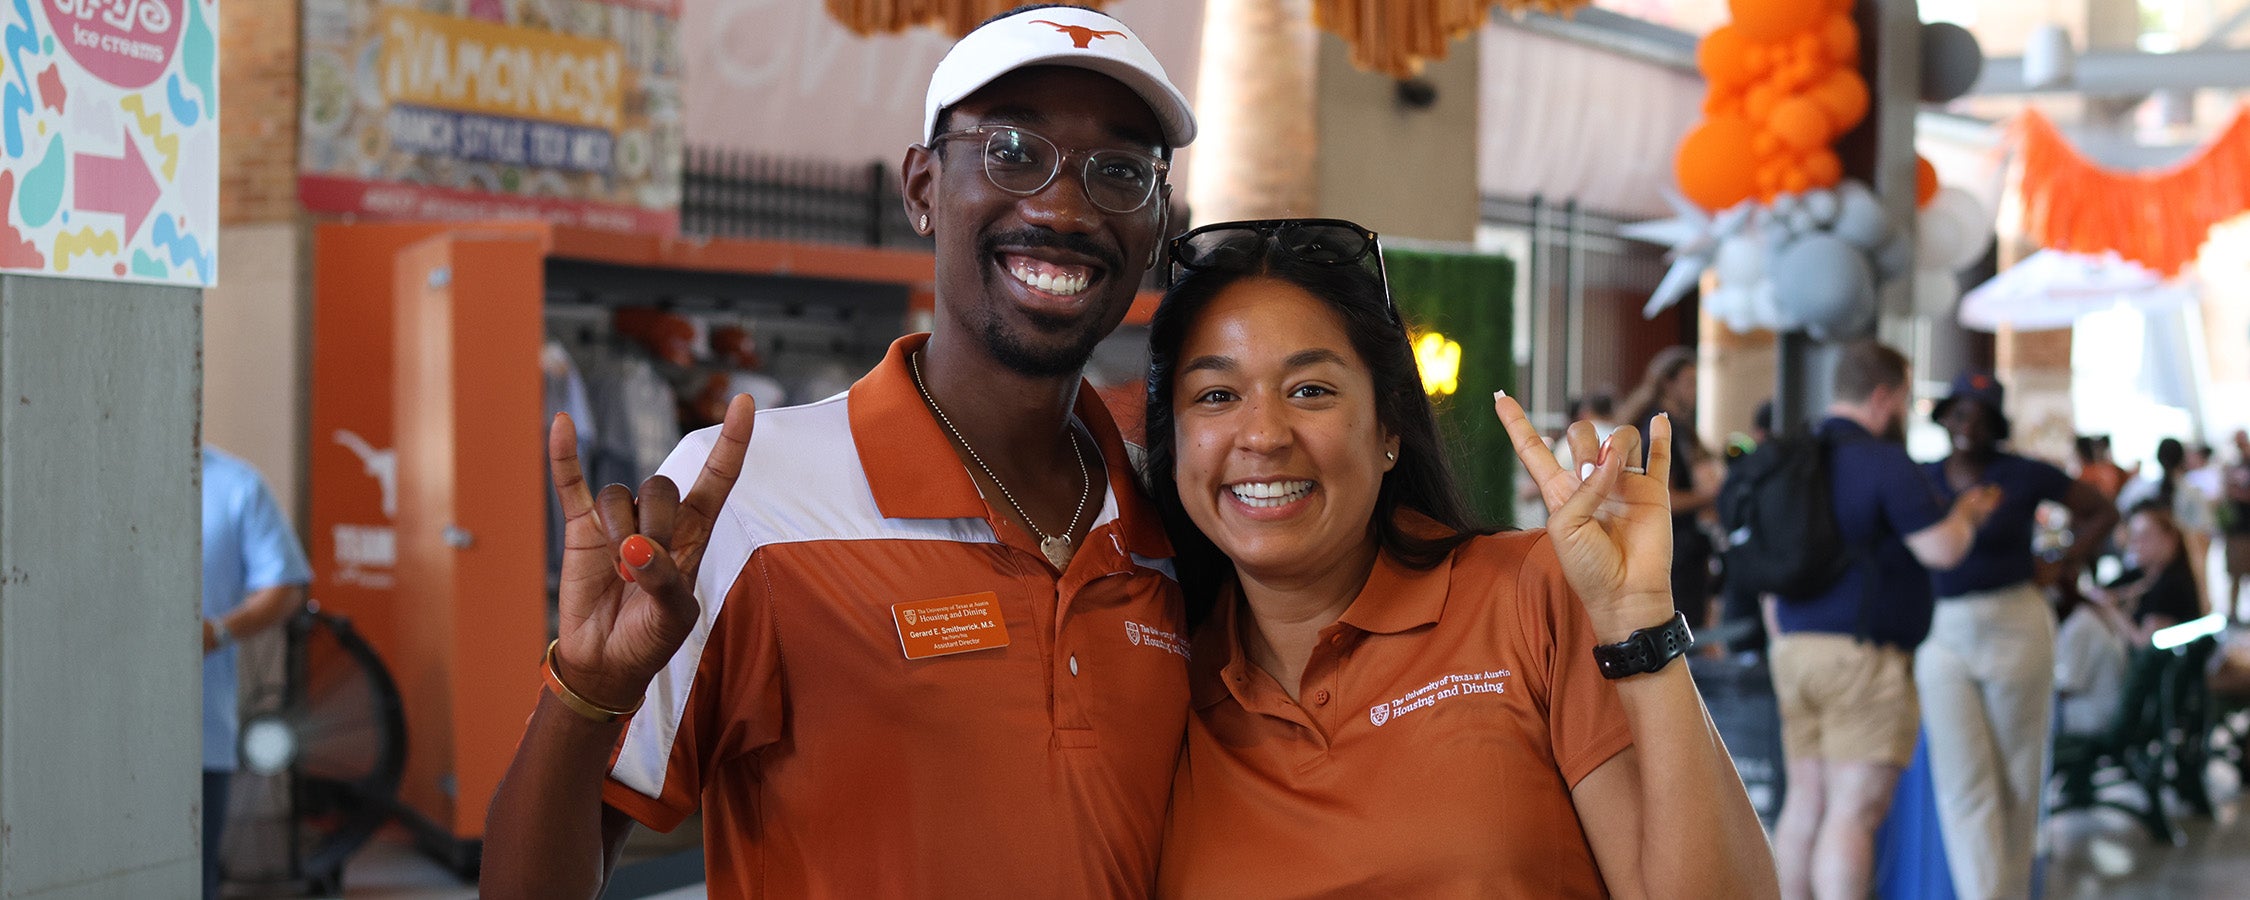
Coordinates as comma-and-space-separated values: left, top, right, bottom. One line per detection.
1369, 669, 1511, 727
1125, 619, 1190, 659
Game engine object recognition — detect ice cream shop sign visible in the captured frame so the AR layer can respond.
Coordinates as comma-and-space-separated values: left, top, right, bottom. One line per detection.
47, 0, 182, 90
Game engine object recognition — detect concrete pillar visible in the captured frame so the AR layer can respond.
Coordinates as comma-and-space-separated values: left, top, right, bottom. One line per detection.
1187, 0, 1319, 222
1313, 32, 1480, 242
0, 276, 202, 897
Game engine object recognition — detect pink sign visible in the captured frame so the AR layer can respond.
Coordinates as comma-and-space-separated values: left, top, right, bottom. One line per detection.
43, 0, 183, 89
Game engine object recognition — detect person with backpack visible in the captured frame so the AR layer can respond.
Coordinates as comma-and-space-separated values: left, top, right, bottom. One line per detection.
1755, 342, 1997, 900
1918, 370, 2117, 900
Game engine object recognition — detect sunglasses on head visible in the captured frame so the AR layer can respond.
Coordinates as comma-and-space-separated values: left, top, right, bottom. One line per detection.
1167, 218, 1394, 319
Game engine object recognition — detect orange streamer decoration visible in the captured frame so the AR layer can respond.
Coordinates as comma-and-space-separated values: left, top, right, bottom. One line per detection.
2017, 107, 2250, 276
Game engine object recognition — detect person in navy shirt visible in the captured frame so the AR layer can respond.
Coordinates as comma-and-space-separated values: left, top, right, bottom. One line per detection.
1769, 342, 1995, 900
1916, 371, 2116, 900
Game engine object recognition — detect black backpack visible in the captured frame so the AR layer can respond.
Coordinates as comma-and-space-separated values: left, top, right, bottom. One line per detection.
1719, 430, 1852, 599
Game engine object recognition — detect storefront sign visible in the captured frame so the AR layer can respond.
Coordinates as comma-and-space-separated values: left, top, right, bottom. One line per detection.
299, 0, 680, 233
0, 0, 218, 286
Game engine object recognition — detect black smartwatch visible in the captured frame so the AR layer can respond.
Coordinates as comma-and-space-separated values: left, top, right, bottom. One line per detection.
1592, 612, 1694, 680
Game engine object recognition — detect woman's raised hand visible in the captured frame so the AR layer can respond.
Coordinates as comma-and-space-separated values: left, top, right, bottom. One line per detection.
546, 394, 755, 712
1494, 392, 1677, 630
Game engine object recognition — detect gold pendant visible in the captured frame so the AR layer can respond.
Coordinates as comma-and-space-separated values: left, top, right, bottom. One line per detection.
1040, 535, 1075, 571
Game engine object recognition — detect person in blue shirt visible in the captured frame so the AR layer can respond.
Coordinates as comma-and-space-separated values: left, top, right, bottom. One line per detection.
1769, 342, 1996, 900
201, 446, 312, 899
1916, 371, 2115, 900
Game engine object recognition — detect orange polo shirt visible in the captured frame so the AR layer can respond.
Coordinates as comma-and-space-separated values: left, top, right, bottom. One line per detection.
1160, 528, 1633, 898
602, 335, 1189, 898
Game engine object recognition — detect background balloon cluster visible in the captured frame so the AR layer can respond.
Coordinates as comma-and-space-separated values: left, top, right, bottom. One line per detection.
1675, 0, 1865, 211
1638, 1, 1992, 337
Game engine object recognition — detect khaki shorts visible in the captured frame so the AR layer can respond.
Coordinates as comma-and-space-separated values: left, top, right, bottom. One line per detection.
1770, 633, 1920, 767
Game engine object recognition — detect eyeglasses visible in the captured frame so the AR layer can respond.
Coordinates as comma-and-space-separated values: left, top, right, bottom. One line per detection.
1169, 218, 1393, 317
928, 125, 1170, 215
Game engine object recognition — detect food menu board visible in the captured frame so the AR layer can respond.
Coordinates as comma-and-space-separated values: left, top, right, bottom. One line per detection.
298, 0, 681, 234
0, 0, 220, 286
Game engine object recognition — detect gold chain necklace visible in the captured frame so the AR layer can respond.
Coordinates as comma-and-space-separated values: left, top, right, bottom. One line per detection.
909, 351, 1089, 570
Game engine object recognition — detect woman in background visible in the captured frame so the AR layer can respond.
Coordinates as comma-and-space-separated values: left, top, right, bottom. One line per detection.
1619, 347, 1721, 627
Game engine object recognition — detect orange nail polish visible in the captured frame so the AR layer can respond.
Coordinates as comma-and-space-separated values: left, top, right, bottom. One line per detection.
616, 559, 636, 583
622, 534, 657, 569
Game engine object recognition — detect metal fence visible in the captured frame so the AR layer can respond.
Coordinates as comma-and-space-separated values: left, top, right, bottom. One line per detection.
1481, 194, 1680, 431
682, 146, 1187, 291
680, 147, 932, 249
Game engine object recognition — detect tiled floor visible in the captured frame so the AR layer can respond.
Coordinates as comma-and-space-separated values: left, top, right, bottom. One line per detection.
223, 826, 705, 900
232, 757, 2250, 899
206, 572, 2249, 899
2043, 760, 2250, 900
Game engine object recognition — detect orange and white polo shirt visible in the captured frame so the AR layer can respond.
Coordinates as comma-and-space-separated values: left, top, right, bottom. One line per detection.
1160, 527, 1633, 898
602, 335, 1189, 898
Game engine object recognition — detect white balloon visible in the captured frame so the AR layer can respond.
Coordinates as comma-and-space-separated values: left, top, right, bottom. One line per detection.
1787, 207, 1819, 236
1833, 180, 1892, 249
1913, 267, 1963, 318
1715, 234, 1769, 288
1749, 280, 1791, 331
1803, 189, 1840, 226
1706, 285, 1751, 332
1769, 192, 1802, 219
1771, 234, 1876, 332
1929, 186, 1995, 270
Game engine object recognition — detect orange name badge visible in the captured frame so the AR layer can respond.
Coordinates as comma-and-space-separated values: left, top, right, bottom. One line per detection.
892, 592, 1012, 660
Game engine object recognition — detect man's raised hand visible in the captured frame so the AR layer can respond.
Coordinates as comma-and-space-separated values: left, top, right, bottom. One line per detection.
547, 394, 755, 712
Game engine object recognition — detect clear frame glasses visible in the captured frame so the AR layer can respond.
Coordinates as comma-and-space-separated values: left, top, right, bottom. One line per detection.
1168, 218, 1394, 318
929, 125, 1170, 215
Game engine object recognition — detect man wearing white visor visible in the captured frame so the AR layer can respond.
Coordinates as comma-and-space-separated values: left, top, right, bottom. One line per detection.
483, 5, 1197, 897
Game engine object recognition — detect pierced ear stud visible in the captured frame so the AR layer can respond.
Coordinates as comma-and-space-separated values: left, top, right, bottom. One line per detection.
918, 214, 929, 233
1385, 451, 1397, 461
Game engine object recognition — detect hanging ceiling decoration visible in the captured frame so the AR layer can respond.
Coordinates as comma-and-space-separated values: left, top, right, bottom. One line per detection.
1312, 0, 1594, 79
2017, 106, 2250, 277
824, 1, 1591, 79
824, 0, 1117, 37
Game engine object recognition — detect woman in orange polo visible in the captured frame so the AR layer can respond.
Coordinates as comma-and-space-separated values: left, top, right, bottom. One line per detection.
1143, 219, 1777, 897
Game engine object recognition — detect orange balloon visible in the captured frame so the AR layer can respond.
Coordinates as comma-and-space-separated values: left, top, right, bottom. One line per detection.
1746, 84, 1780, 123
1730, 0, 1825, 41
1916, 156, 1940, 207
1675, 116, 1762, 210
1804, 149, 1843, 187
1746, 44, 1775, 76
1822, 15, 1859, 65
1811, 70, 1870, 131
1794, 33, 1823, 65
1770, 96, 1833, 150
1699, 25, 1754, 88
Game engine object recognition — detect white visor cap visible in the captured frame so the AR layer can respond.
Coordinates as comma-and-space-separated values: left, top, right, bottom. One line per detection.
922, 6, 1196, 149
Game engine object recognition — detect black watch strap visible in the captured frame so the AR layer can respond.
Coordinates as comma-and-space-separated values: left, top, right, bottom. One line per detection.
1592, 611, 1694, 680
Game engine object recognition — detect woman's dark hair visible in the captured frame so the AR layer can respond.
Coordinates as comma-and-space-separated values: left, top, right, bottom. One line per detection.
1141, 247, 1492, 628
2156, 437, 2186, 510
1619, 345, 1698, 427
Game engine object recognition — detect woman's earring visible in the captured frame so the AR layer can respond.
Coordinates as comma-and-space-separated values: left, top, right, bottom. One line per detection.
918, 214, 929, 234
1385, 451, 1397, 461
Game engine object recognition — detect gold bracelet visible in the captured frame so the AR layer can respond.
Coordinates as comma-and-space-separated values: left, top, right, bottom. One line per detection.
542, 639, 641, 723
